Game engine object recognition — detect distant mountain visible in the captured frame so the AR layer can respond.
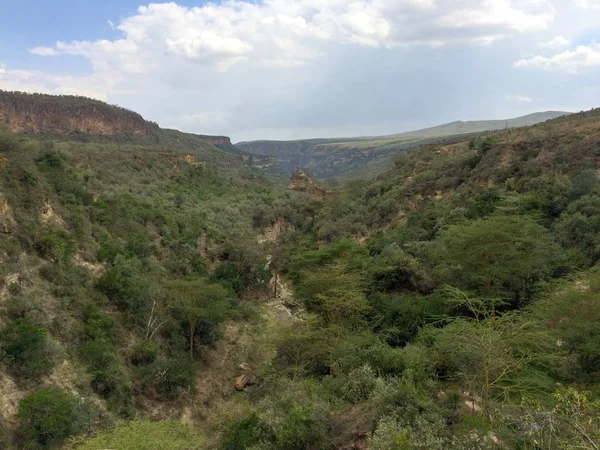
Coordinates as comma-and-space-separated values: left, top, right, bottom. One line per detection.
236, 111, 570, 179
377, 111, 570, 140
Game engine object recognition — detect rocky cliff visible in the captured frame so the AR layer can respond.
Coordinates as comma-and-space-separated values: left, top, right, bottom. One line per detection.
0, 91, 155, 136
288, 169, 326, 199
0, 90, 232, 148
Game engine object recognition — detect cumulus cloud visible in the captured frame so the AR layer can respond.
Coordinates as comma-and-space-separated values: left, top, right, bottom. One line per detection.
505, 94, 532, 103
539, 36, 570, 49
3, 1, 569, 140
0, 66, 109, 100
28, 0, 555, 74
514, 41, 600, 73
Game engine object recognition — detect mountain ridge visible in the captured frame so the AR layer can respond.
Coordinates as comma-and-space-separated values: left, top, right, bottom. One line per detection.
0, 90, 233, 150
236, 111, 570, 179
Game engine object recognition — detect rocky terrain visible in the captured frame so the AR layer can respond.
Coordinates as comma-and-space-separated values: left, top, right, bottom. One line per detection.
0, 90, 232, 150
288, 169, 326, 199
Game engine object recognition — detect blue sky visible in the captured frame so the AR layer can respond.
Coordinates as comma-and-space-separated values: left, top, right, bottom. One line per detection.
1, 0, 599, 141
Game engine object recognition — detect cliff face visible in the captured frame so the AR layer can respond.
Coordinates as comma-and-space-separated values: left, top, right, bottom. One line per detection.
288, 169, 326, 199
0, 91, 233, 148
0, 91, 156, 136
199, 135, 231, 147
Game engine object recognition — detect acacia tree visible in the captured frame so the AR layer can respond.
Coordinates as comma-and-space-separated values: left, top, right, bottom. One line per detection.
430, 215, 561, 307
167, 279, 230, 360
432, 288, 556, 419
507, 388, 600, 449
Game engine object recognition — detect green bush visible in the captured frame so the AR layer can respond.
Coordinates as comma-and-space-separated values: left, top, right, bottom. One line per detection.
140, 357, 195, 400
224, 380, 332, 450
0, 319, 54, 381
555, 195, 600, 266
222, 413, 262, 450
17, 388, 80, 449
369, 416, 414, 450
341, 364, 378, 403
129, 340, 158, 366
83, 310, 117, 343
96, 256, 155, 321
370, 292, 447, 348
79, 339, 133, 414
36, 231, 76, 263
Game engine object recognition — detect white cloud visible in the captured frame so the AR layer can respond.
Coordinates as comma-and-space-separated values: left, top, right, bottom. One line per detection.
573, 0, 600, 9
27, 1, 554, 75
514, 41, 600, 73
29, 46, 60, 56
0, 66, 109, 100
539, 36, 570, 49
2, 1, 570, 140
180, 111, 232, 129
505, 94, 532, 103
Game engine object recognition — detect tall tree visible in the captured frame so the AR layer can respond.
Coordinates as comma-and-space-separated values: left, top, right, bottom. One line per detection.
430, 215, 561, 307
167, 279, 230, 360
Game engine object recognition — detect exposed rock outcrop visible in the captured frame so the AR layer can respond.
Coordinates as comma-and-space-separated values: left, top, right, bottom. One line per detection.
288, 169, 326, 199
0, 90, 233, 148
0, 192, 15, 234
0, 90, 154, 136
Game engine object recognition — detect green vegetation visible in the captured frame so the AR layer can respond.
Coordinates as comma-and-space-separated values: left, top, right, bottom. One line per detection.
237, 111, 568, 179
72, 420, 205, 450
0, 319, 54, 382
17, 388, 88, 449
0, 95, 599, 449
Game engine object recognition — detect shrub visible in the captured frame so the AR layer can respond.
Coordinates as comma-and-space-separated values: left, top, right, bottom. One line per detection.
0, 319, 54, 381
79, 339, 133, 414
224, 380, 332, 450
222, 413, 262, 450
17, 388, 80, 449
83, 310, 117, 343
142, 357, 195, 400
129, 340, 158, 366
36, 231, 76, 263
96, 256, 155, 322
341, 364, 378, 403
369, 416, 414, 450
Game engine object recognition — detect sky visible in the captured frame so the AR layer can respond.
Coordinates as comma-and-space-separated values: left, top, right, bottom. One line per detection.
1, 0, 599, 142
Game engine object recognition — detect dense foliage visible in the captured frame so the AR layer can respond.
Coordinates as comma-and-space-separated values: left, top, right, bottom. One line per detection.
1, 108, 600, 449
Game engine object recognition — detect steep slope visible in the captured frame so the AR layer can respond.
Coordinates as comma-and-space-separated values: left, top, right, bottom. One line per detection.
0, 93, 314, 449
0, 90, 235, 153
288, 169, 326, 199
1, 92, 600, 449
237, 111, 569, 179
202, 107, 600, 450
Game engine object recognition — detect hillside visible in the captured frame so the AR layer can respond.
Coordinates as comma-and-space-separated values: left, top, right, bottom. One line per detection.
237, 111, 569, 179
2, 100, 600, 449
0, 90, 235, 152
376, 111, 568, 140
